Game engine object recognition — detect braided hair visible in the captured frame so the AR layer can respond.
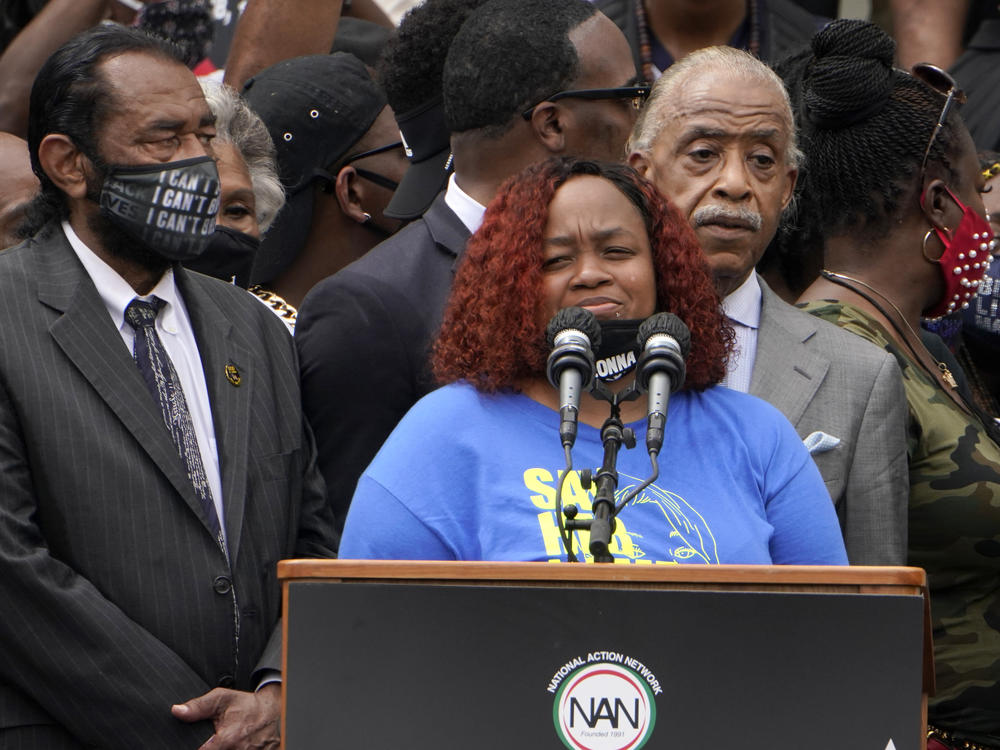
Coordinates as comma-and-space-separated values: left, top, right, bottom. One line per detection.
796, 19, 962, 243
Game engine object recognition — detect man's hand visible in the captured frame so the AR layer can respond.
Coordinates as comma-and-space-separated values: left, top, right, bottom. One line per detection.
172, 684, 281, 750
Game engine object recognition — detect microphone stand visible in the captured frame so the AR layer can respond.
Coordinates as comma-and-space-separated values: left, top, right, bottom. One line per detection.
561, 382, 640, 563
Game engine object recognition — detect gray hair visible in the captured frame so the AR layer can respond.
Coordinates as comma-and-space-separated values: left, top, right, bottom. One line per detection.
628, 46, 803, 169
200, 80, 285, 232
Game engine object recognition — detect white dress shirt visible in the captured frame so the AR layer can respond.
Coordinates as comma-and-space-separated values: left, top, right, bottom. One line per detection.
443, 173, 486, 234
62, 221, 226, 543
720, 272, 762, 393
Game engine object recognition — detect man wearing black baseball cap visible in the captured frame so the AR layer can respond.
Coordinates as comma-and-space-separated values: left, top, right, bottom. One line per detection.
297, 0, 642, 532
241, 52, 408, 322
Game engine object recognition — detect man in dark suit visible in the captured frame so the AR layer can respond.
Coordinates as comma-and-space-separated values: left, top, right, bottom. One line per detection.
0, 26, 336, 749
297, 0, 642, 532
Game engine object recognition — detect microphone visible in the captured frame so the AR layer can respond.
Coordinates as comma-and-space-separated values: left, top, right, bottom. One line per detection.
635, 313, 690, 454
545, 307, 601, 448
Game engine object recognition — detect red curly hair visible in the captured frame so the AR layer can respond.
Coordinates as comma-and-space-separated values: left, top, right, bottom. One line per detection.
432, 158, 732, 392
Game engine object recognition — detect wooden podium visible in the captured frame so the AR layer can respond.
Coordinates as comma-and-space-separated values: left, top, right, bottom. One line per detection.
279, 561, 932, 750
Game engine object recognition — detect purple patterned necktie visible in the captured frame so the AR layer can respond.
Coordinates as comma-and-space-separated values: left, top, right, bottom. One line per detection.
124, 297, 225, 553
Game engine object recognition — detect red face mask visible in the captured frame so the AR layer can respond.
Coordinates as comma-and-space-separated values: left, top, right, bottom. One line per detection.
921, 186, 995, 320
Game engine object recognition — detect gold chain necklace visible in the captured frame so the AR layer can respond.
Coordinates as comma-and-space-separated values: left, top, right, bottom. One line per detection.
821, 270, 959, 389
248, 285, 297, 328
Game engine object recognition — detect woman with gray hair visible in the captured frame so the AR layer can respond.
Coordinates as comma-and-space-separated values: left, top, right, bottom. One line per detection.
184, 80, 284, 287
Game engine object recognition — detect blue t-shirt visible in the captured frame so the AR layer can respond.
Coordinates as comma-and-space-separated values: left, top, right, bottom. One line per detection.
340, 382, 848, 565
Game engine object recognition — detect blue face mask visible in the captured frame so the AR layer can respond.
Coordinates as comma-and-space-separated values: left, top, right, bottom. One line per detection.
99, 155, 220, 262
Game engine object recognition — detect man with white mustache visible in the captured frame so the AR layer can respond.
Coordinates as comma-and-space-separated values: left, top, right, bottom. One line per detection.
629, 45, 911, 566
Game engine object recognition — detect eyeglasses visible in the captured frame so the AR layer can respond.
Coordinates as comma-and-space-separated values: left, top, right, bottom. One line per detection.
341, 141, 405, 191
521, 84, 651, 120
912, 62, 967, 183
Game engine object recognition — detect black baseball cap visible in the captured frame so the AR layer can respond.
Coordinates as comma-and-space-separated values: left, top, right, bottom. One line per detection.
384, 94, 453, 221
242, 52, 386, 284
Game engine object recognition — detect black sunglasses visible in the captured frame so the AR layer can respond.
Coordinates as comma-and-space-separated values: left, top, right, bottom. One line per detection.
521, 84, 651, 121
912, 62, 967, 183
314, 141, 403, 192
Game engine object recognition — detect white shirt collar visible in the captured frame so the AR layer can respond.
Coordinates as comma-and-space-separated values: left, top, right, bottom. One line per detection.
443, 173, 486, 234
62, 220, 182, 334
721, 272, 762, 329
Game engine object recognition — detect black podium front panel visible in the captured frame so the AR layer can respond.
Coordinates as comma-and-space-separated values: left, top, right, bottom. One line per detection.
285, 581, 922, 750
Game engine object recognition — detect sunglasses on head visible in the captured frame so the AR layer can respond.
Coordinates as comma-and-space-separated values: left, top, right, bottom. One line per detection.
521, 84, 651, 121
911, 62, 967, 183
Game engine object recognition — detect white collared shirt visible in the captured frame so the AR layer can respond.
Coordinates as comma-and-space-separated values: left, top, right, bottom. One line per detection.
62, 221, 226, 544
443, 173, 486, 234
720, 272, 762, 393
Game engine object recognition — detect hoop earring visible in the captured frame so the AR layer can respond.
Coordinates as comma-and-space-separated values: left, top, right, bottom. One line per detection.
361, 212, 372, 223
922, 226, 949, 263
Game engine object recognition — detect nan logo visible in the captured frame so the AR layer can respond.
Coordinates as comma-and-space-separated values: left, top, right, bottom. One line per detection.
553, 662, 656, 750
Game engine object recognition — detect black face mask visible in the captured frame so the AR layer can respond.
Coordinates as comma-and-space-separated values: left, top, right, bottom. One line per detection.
182, 226, 261, 287
99, 155, 220, 261
593, 319, 643, 382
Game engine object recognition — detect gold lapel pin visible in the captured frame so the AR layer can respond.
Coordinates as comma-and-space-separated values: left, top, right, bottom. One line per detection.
225, 364, 241, 387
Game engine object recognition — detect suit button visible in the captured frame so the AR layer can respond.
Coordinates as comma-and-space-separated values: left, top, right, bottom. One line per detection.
218, 674, 235, 688
213, 575, 232, 595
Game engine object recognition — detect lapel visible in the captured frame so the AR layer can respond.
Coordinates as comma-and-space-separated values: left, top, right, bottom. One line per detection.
35, 227, 216, 532
748, 275, 830, 427
422, 191, 472, 272
175, 268, 254, 563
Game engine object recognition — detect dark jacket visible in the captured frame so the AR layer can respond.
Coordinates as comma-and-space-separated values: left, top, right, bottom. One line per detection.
0, 223, 336, 748
296, 191, 471, 532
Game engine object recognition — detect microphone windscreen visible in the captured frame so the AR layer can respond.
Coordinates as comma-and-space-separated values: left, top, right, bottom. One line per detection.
638, 313, 691, 358
545, 306, 602, 349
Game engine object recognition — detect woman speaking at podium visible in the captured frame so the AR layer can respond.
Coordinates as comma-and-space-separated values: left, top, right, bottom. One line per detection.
339, 158, 847, 565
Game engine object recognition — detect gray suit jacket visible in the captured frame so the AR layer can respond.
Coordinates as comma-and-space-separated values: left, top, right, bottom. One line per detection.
0, 224, 336, 749
748, 277, 909, 565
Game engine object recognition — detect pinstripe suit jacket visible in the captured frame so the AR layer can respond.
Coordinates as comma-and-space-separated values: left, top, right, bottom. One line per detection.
749, 277, 910, 565
0, 224, 336, 749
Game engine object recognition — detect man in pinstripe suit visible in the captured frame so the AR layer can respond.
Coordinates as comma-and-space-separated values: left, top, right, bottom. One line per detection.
0, 26, 336, 750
